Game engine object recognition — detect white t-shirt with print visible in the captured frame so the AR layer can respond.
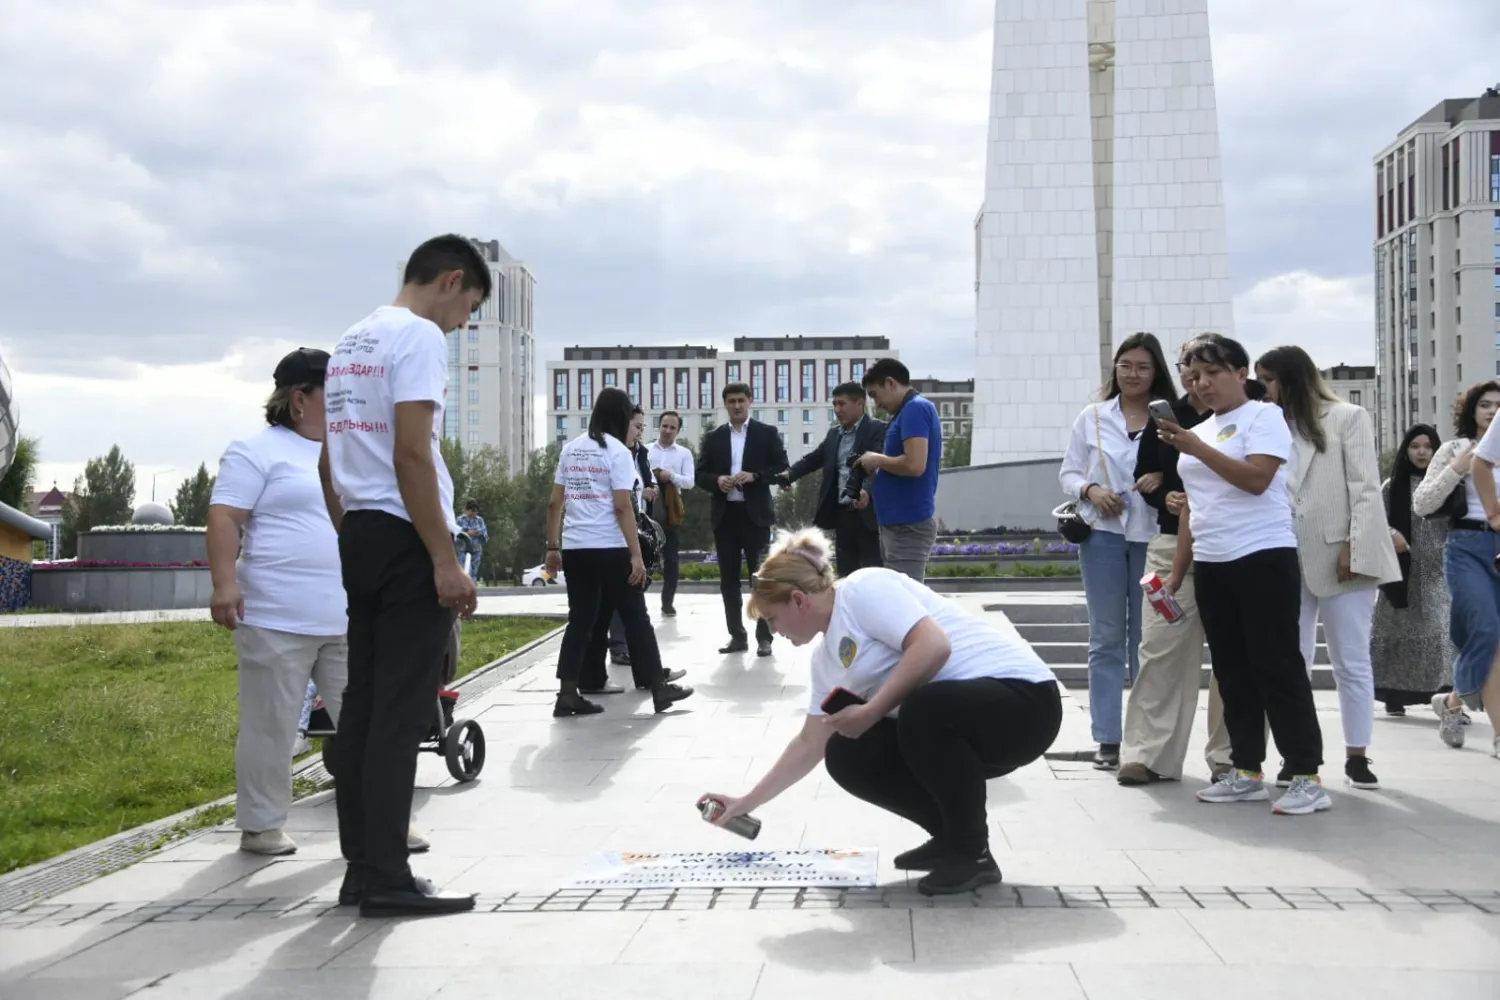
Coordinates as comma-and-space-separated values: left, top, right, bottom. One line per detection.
555, 433, 637, 549
807, 568, 1057, 718
210, 426, 346, 636
1178, 399, 1297, 563
324, 305, 458, 534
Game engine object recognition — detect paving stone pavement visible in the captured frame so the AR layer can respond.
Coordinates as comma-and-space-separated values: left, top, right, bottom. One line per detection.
3, 592, 1498, 999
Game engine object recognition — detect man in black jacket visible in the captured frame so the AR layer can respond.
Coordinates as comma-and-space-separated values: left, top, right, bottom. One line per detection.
695, 382, 788, 656
777, 382, 886, 576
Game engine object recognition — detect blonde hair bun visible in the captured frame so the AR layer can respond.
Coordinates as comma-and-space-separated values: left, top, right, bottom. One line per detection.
747, 528, 837, 619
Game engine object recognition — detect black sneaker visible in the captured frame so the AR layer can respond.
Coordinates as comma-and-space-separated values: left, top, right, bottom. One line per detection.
719, 637, 749, 654
892, 838, 945, 872
917, 850, 1002, 896
1344, 755, 1380, 790
1092, 743, 1120, 771
653, 683, 695, 713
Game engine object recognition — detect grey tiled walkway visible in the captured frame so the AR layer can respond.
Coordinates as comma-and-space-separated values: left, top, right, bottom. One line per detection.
2, 593, 1497, 998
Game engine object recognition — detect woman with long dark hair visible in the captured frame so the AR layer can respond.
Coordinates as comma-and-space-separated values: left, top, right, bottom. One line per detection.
1158, 334, 1329, 815
1255, 346, 1399, 791
1372, 425, 1456, 714
1414, 381, 1500, 752
1058, 331, 1178, 770
545, 386, 693, 717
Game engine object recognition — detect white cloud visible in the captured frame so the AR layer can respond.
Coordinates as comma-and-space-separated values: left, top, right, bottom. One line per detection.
1232, 271, 1373, 370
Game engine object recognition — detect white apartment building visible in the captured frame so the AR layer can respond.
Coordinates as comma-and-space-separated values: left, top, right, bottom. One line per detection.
546, 336, 897, 453
911, 378, 974, 440
1373, 88, 1500, 451
399, 238, 536, 475
1321, 364, 1377, 421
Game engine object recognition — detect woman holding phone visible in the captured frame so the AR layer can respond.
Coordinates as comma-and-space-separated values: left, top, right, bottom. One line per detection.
698, 530, 1061, 896
1057, 331, 1178, 770
1157, 334, 1330, 816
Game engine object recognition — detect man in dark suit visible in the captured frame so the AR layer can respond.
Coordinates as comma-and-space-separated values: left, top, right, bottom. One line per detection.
695, 381, 788, 656
777, 382, 886, 577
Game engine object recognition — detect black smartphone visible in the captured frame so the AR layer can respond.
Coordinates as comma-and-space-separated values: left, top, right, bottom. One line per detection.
820, 687, 866, 715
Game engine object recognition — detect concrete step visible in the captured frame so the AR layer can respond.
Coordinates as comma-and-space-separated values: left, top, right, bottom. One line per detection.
1014, 622, 1327, 645
1031, 641, 1332, 666
1051, 665, 1342, 691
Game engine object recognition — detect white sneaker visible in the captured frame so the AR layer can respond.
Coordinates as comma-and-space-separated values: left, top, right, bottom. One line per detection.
1196, 769, 1269, 804
407, 826, 431, 853
240, 829, 297, 855
1431, 694, 1466, 749
1273, 776, 1333, 816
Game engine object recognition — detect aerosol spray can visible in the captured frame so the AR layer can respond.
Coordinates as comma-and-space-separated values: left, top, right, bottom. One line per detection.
1141, 572, 1185, 625
699, 798, 762, 840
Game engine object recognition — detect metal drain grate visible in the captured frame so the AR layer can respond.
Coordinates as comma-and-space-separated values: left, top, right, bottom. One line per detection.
3, 885, 1497, 926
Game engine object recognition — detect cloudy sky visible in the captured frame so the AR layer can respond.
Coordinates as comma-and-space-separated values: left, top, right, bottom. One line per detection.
2, 0, 1496, 503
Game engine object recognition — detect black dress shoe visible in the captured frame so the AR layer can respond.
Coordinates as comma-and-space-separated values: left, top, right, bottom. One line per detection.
340, 872, 438, 906
653, 682, 694, 713
579, 683, 625, 695
661, 606, 676, 617
892, 837, 945, 872
553, 695, 605, 717
360, 886, 477, 918
917, 851, 1002, 896
636, 669, 686, 691
756, 640, 773, 657
610, 651, 632, 666
719, 637, 749, 654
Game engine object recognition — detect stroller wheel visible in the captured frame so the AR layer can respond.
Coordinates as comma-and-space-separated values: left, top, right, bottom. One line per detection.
443, 719, 486, 783
321, 735, 338, 779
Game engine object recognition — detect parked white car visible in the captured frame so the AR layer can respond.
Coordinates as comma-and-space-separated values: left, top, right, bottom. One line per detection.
522, 564, 565, 587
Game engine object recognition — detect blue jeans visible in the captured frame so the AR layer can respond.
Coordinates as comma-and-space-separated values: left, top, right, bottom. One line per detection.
1078, 528, 1147, 744
1443, 528, 1500, 709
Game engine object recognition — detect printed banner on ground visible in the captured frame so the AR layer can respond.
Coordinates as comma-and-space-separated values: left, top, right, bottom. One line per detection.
565, 848, 880, 889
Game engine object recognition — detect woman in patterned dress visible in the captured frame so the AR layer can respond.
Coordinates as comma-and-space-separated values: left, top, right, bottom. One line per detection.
1373, 424, 1455, 714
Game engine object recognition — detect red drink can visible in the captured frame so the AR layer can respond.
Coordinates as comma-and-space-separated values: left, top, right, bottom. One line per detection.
1141, 572, 1185, 625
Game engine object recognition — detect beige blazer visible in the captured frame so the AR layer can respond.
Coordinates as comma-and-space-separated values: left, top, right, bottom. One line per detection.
1287, 401, 1401, 598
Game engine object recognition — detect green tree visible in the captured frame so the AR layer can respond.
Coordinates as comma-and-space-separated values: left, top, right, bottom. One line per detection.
0, 434, 39, 509
943, 431, 971, 469
504, 442, 561, 582
462, 445, 516, 583
61, 445, 136, 556
440, 438, 469, 514
168, 463, 215, 526
774, 468, 822, 529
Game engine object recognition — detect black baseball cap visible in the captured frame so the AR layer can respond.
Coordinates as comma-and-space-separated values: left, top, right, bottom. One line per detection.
273, 348, 330, 388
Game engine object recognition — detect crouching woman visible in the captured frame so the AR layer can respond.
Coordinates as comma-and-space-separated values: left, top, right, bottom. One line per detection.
698, 530, 1062, 896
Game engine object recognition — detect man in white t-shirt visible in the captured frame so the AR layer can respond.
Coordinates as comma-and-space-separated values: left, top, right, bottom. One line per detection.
317, 234, 485, 919
646, 410, 695, 617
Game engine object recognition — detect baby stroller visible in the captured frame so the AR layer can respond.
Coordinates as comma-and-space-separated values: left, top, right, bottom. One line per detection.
310, 619, 487, 783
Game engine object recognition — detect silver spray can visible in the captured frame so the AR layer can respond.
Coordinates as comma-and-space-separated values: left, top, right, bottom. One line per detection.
699, 798, 762, 840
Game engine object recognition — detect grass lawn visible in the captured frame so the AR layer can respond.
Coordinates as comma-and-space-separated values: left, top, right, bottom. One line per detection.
0, 615, 561, 876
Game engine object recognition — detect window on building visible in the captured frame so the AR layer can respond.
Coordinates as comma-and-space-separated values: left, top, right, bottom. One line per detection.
602, 369, 618, 387
468, 368, 478, 384
675, 368, 690, 409
803, 433, 811, 444
776, 409, 787, 424
851, 360, 867, 383
962, 402, 971, 415
824, 360, 841, 399
467, 328, 479, 343
553, 370, 568, 409
650, 369, 666, 409
698, 368, 714, 409
470, 304, 483, 322
800, 361, 816, 402
752, 408, 762, 421
726, 361, 742, 384
1458, 364, 1463, 380
468, 430, 479, 445
468, 389, 479, 404
941, 401, 953, 416
701, 413, 713, 428
1349, 390, 1361, 405
803, 409, 813, 424
468, 410, 479, 425
578, 370, 594, 411
775, 361, 790, 402
750, 361, 766, 402
627, 369, 642, 404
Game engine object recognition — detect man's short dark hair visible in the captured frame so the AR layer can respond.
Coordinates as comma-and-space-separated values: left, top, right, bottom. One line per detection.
659, 410, 682, 428
402, 235, 493, 302
831, 382, 866, 402
861, 358, 909, 388
723, 382, 752, 400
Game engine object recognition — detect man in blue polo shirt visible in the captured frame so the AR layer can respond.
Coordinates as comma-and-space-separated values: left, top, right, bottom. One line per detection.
856, 359, 942, 581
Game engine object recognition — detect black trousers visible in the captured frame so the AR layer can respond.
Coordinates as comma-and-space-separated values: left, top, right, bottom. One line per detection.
558, 548, 662, 691
336, 511, 456, 892
1195, 547, 1323, 775
833, 507, 883, 577
660, 526, 682, 610
823, 678, 1062, 856
714, 503, 772, 644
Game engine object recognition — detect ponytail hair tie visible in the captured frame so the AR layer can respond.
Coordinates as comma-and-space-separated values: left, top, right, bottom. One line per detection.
790, 547, 827, 574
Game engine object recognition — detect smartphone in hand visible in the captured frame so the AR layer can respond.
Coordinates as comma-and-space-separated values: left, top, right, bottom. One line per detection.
1147, 399, 1175, 425
820, 687, 867, 715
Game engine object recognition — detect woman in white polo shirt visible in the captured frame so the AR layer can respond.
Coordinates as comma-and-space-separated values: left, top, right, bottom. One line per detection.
1157, 333, 1330, 817
1058, 331, 1177, 770
699, 530, 1061, 896
546, 386, 693, 717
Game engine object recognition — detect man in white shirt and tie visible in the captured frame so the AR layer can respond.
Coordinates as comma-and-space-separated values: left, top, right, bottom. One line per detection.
647, 410, 695, 617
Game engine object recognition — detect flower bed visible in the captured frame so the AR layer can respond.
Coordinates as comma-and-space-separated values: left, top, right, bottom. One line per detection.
931, 540, 1079, 557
